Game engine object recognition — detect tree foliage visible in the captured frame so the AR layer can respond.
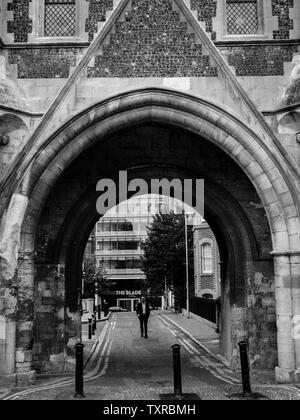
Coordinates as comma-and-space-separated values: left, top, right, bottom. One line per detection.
141, 212, 194, 309
82, 256, 112, 298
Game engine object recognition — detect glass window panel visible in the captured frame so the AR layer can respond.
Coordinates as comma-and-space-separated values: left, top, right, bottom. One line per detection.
45, 0, 76, 37
226, 0, 258, 35
202, 243, 213, 274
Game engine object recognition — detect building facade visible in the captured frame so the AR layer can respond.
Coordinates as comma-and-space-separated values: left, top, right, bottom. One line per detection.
0, 0, 300, 384
86, 195, 189, 310
92, 196, 168, 311
193, 221, 221, 300
94, 210, 145, 312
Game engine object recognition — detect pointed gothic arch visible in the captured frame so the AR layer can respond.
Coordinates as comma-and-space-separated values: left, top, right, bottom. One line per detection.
0, 88, 299, 383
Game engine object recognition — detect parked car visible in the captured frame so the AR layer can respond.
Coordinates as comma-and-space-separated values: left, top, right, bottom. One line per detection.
109, 306, 128, 312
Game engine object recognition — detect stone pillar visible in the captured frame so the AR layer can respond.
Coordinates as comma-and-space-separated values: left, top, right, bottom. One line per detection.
274, 253, 296, 383
0, 319, 16, 376
0, 194, 29, 383
231, 307, 249, 370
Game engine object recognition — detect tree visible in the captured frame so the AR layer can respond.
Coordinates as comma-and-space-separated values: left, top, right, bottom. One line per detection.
82, 256, 111, 299
141, 211, 194, 310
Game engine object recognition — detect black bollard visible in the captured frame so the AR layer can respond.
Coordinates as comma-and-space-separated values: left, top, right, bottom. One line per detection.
74, 343, 85, 399
172, 344, 182, 398
97, 304, 101, 320
88, 318, 92, 340
94, 312, 97, 331
238, 340, 252, 398
92, 314, 96, 334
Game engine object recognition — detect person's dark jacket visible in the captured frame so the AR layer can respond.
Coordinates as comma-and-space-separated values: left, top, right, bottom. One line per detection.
136, 302, 151, 318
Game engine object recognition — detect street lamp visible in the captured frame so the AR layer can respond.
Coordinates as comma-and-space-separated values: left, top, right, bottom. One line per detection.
184, 210, 195, 319
164, 275, 168, 311
95, 278, 101, 320
163, 261, 168, 311
184, 212, 190, 318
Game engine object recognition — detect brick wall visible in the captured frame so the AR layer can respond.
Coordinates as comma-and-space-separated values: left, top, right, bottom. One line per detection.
86, 0, 114, 41
88, 0, 217, 78
272, 0, 294, 40
8, 48, 80, 79
7, 0, 32, 43
191, 0, 217, 40
224, 44, 297, 77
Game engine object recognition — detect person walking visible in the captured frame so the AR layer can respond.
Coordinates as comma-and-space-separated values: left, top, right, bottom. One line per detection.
136, 296, 151, 338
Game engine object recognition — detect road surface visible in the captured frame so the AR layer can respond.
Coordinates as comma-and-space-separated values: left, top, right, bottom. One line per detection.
6, 312, 300, 400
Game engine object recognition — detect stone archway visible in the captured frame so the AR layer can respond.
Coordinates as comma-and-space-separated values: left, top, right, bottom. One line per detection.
0, 89, 300, 383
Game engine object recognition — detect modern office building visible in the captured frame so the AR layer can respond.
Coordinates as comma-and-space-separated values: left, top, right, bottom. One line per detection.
87, 195, 182, 311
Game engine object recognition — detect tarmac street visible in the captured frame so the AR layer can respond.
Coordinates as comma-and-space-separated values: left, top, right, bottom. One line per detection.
4, 312, 300, 400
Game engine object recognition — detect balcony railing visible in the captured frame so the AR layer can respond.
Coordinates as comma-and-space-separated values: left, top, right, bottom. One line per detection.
106, 269, 144, 275
95, 250, 143, 256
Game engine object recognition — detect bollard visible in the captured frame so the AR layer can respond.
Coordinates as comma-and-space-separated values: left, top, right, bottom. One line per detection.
97, 304, 101, 320
172, 344, 182, 398
74, 342, 85, 399
88, 318, 92, 340
94, 312, 97, 331
238, 340, 252, 398
92, 315, 96, 335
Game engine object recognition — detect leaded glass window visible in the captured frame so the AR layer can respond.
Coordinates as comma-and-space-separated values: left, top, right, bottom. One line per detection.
226, 0, 258, 35
44, 0, 76, 37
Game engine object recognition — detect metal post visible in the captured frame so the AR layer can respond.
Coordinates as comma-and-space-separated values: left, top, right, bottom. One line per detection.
92, 314, 96, 334
93, 276, 96, 313
172, 344, 182, 398
94, 312, 97, 331
238, 340, 252, 398
184, 213, 190, 318
164, 276, 168, 311
215, 298, 220, 334
74, 342, 85, 399
95, 280, 100, 319
88, 318, 92, 340
77, 287, 83, 343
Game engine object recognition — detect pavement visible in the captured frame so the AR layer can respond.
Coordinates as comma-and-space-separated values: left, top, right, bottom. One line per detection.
162, 312, 221, 360
160, 312, 287, 385
3, 311, 300, 401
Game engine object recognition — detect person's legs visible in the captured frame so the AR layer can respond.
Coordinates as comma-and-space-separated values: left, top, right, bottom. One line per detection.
144, 317, 148, 338
139, 316, 144, 337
